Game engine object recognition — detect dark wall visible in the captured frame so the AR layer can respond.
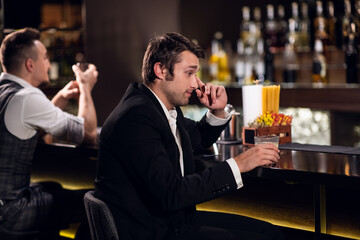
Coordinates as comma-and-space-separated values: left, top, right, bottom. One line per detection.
3, 0, 41, 29
84, 0, 180, 125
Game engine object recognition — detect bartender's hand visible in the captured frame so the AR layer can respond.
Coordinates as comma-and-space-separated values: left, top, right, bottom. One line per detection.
234, 144, 280, 173
195, 77, 228, 118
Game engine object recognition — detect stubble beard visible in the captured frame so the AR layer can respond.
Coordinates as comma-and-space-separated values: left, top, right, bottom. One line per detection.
164, 72, 190, 107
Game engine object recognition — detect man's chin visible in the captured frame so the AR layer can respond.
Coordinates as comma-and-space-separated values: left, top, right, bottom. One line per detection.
179, 99, 189, 107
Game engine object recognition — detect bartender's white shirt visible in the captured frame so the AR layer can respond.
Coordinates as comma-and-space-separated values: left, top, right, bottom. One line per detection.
1, 72, 84, 144
147, 87, 243, 189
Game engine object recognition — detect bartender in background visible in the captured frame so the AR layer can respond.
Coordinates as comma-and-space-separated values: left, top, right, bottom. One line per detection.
0, 28, 97, 239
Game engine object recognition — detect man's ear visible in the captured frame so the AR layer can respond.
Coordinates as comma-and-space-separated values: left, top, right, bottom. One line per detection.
25, 58, 34, 72
153, 62, 166, 80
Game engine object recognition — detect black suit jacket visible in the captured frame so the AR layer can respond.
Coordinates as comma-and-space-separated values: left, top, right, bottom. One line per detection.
95, 83, 237, 240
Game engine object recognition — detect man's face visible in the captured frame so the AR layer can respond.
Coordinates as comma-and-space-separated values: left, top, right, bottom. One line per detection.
32, 40, 51, 87
161, 51, 200, 109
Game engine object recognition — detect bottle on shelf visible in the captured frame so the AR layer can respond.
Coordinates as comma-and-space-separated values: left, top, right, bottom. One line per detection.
253, 7, 263, 41
276, 4, 287, 51
282, 37, 299, 83
209, 33, 221, 82
314, 0, 328, 47
326, 1, 338, 49
208, 32, 231, 83
288, 2, 301, 50
264, 45, 275, 83
299, 1, 311, 52
240, 6, 256, 54
355, 0, 360, 37
345, 22, 358, 83
264, 4, 278, 53
312, 39, 327, 84
254, 39, 265, 82
342, 0, 357, 49
234, 39, 246, 84
244, 47, 256, 85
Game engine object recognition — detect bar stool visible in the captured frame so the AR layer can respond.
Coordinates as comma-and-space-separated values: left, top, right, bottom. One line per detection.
83, 190, 119, 240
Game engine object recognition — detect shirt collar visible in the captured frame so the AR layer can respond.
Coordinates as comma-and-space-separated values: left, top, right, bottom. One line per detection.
0, 72, 33, 89
145, 85, 177, 121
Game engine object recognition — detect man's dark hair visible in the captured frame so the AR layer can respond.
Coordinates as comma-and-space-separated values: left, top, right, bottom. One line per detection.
142, 32, 205, 85
0, 28, 40, 73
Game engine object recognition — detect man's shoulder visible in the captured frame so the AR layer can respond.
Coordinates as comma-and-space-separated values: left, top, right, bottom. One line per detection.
104, 86, 157, 124
13, 85, 47, 103
119, 82, 159, 112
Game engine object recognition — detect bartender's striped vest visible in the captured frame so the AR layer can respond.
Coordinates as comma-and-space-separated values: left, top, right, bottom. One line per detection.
0, 79, 38, 200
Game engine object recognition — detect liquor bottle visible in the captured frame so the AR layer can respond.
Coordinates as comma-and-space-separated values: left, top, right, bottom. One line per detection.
264, 46, 274, 83
208, 32, 231, 83
299, 2, 311, 52
240, 6, 256, 53
254, 39, 265, 82
244, 47, 255, 85
282, 39, 299, 83
276, 5, 287, 50
345, 23, 358, 83
264, 4, 277, 53
253, 7, 263, 41
209, 33, 220, 82
326, 1, 337, 48
355, 0, 360, 42
343, 0, 357, 48
288, 2, 301, 50
314, 1, 328, 46
234, 39, 246, 84
355, 0, 360, 28
312, 39, 327, 83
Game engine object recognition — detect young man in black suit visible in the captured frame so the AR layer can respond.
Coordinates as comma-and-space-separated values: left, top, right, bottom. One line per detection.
96, 32, 284, 240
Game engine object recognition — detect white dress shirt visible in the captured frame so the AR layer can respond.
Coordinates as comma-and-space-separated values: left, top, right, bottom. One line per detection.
1, 73, 84, 144
147, 87, 243, 189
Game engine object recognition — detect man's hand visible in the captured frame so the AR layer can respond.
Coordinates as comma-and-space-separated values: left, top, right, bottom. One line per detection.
234, 144, 280, 173
72, 63, 98, 91
52, 81, 80, 110
58, 80, 79, 101
195, 77, 228, 118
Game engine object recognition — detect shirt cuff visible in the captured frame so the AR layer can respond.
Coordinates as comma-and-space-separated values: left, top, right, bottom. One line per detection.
206, 110, 232, 126
226, 158, 243, 189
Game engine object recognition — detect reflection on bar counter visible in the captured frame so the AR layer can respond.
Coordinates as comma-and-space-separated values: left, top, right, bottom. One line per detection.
182, 105, 330, 146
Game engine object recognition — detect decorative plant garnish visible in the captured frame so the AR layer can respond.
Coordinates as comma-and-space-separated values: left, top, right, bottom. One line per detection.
249, 112, 293, 128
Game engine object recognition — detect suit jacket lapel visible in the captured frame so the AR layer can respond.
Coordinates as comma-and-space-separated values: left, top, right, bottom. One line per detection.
138, 83, 171, 132
138, 83, 182, 175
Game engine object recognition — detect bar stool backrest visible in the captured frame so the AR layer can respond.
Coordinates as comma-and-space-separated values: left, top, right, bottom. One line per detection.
84, 191, 119, 240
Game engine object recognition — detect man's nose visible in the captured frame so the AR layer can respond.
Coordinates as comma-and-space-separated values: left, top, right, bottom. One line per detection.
191, 75, 199, 90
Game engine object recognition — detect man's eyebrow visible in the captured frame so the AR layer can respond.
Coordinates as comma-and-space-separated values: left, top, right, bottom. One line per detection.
185, 65, 198, 70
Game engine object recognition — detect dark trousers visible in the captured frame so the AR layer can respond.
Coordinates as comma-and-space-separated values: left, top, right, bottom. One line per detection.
183, 211, 284, 240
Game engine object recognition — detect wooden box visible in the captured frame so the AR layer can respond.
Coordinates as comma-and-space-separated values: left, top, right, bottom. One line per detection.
242, 125, 292, 146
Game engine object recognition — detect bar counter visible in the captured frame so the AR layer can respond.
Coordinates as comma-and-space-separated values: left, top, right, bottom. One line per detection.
32, 141, 360, 240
